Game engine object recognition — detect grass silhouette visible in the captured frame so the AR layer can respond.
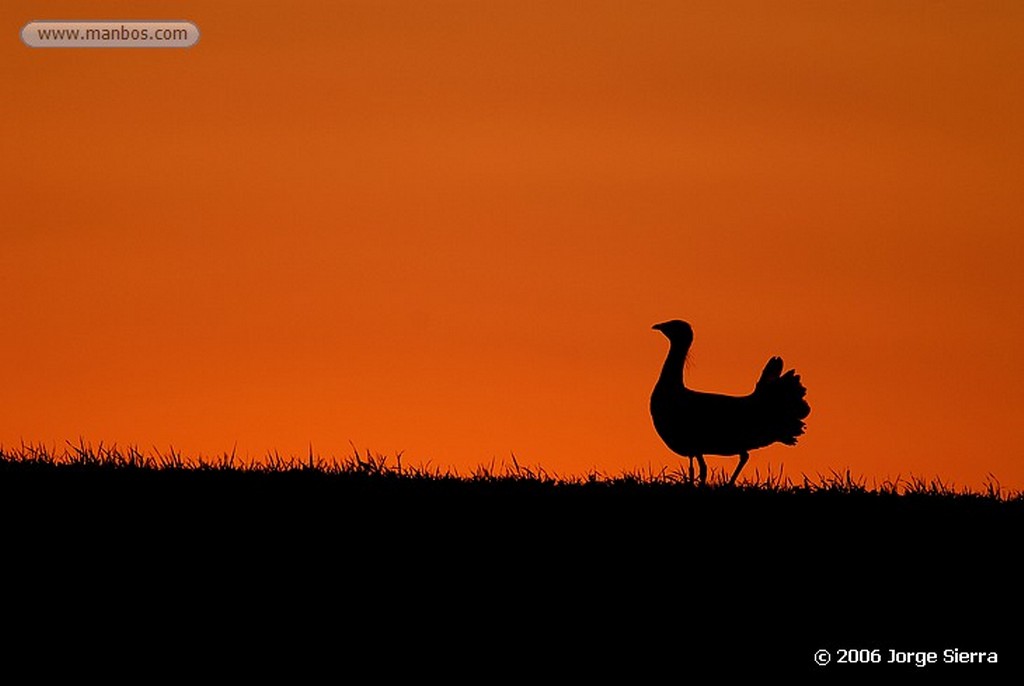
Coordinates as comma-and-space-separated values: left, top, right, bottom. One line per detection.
2, 440, 1018, 503
2, 440, 1018, 676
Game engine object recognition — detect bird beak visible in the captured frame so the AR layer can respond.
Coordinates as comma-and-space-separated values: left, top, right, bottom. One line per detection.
652, 322, 665, 332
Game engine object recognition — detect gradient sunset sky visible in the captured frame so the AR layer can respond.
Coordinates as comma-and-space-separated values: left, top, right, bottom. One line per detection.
3, 1, 1023, 489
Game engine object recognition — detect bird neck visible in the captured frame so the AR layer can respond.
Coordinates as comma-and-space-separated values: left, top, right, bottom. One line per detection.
657, 342, 689, 388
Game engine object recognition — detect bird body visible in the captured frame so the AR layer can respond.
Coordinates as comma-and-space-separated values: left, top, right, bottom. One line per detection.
650, 320, 809, 484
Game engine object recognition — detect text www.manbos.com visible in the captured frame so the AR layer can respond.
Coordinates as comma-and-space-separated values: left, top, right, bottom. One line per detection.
40, 26, 187, 40
22, 21, 200, 48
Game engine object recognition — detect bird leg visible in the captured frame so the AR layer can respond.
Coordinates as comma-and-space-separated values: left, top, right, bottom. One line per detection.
686, 455, 708, 485
729, 451, 749, 486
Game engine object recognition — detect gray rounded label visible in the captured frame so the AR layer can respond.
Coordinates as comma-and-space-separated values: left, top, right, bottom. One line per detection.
22, 21, 200, 49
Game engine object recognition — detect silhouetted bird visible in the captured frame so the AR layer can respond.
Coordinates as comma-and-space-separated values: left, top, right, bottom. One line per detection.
650, 320, 810, 485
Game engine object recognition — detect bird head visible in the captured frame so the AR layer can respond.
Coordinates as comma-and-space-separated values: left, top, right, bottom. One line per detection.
652, 320, 693, 347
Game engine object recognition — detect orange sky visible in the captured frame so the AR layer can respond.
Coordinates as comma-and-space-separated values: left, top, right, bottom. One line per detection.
3, 1, 1023, 490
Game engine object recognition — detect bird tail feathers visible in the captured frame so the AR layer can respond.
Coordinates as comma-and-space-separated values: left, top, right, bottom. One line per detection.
755, 357, 810, 445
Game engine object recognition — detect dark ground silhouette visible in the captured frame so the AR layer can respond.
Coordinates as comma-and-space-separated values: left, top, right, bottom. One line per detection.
651, 320, 811, 485
1, 449, 1019, 677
